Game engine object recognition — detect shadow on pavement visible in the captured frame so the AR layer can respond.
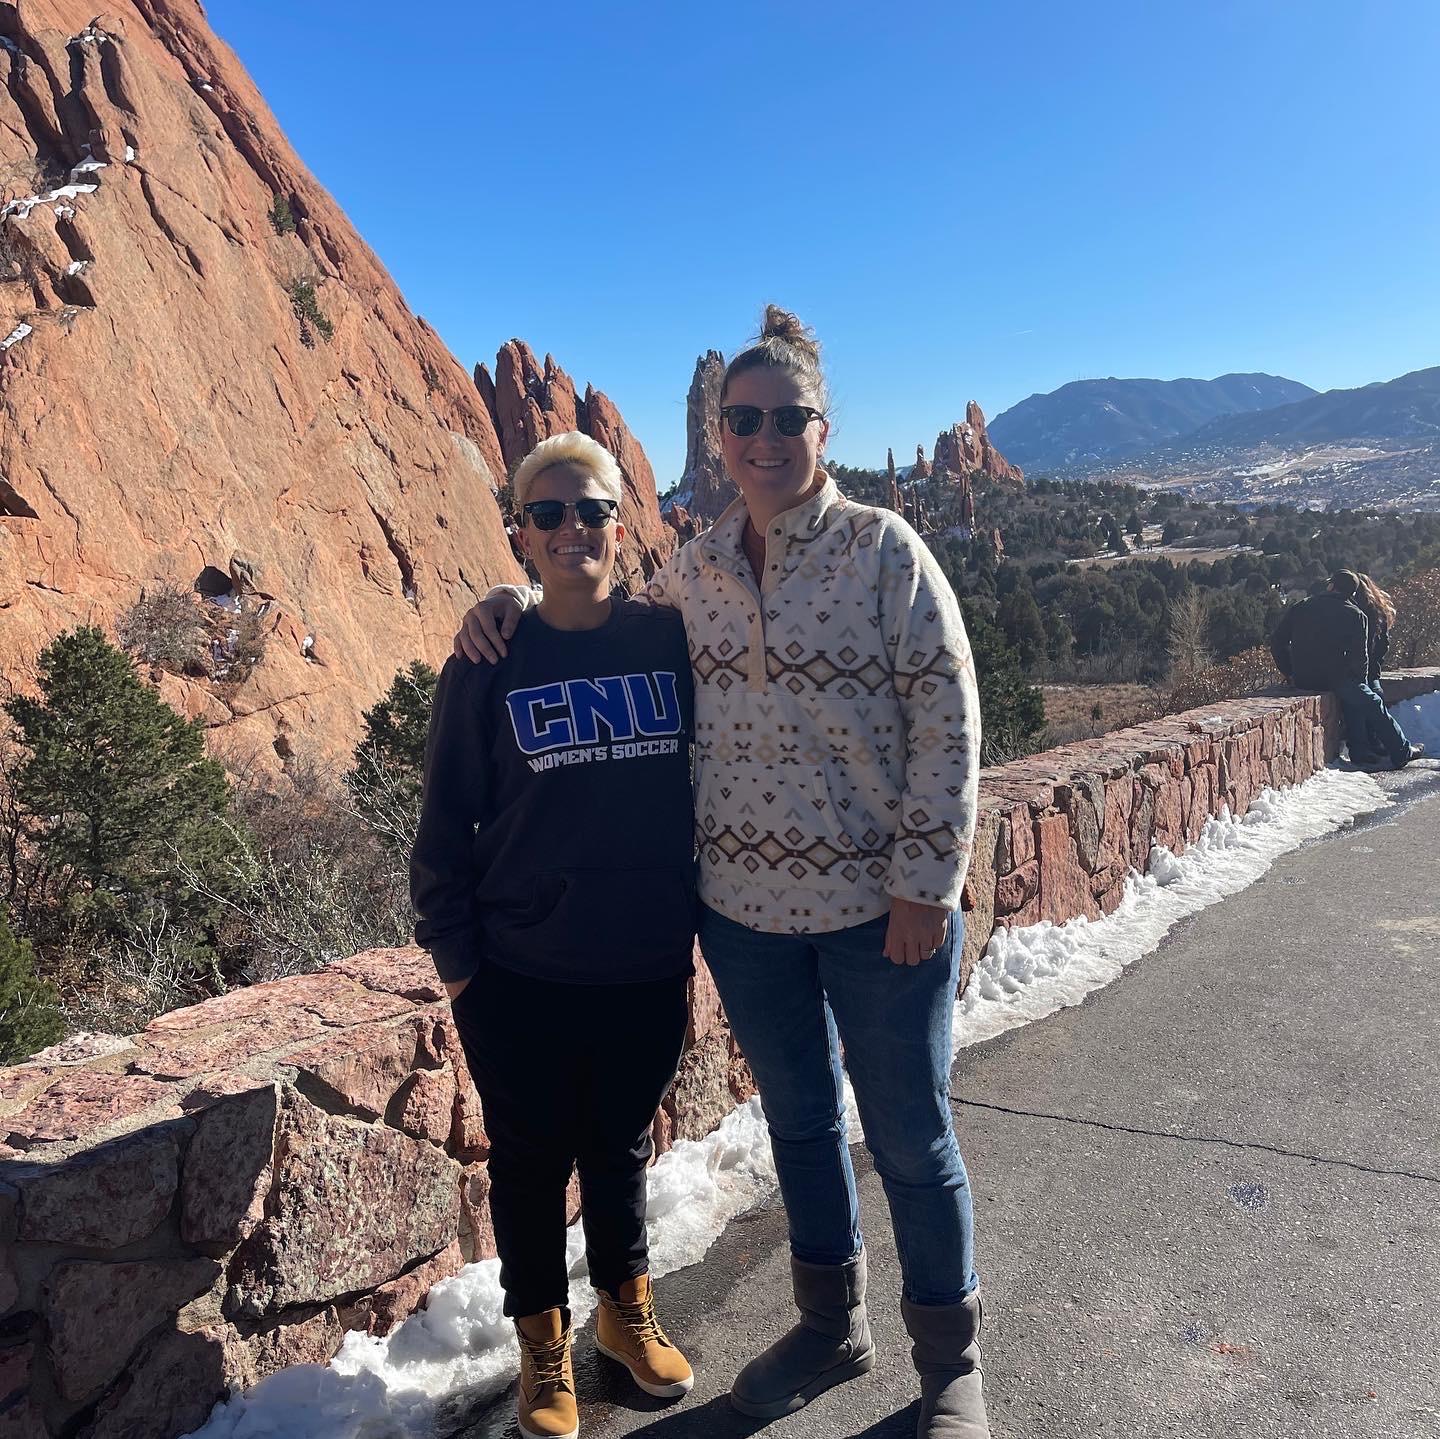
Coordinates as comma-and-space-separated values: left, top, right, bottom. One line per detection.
844, 1402, 920, 1437
597, 1394, 769, 1437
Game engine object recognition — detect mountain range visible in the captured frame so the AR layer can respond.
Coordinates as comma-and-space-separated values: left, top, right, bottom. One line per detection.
987, 374, 1317, 471
988, 367, 1440, 511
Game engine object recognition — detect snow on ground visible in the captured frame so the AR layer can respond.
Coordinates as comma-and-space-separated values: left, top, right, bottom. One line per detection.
953, 766, 1388, 1050
1390, 687, 1440, 751
183, 706, 1431, 1439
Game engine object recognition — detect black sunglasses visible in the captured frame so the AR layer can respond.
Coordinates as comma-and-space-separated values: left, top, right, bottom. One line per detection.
720, 404, 824, 438
521, 498, 619, 531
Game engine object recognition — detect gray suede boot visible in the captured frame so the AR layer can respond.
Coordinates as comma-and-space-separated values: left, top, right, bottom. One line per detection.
729, 1251, 876, 1418
902, 1292, 990, 1438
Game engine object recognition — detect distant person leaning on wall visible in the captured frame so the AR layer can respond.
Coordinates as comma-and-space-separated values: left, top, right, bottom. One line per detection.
1349, 573, 1400, 762
1269, 568, 1422, 769
411, 432, 697, 1439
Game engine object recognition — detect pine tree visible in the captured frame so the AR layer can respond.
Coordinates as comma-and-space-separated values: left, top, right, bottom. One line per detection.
3, 627, 237, 938
997, 587, 1048, 672
961, 601, 1047, 764
345, 660, 438, 852
0, 913, 64, 1063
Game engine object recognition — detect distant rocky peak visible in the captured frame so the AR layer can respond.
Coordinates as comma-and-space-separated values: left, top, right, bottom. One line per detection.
663, 349, 732, 527
931, 402, 1022, 486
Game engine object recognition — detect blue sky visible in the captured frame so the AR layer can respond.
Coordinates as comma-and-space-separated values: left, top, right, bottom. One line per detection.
207, 0, 1440, 481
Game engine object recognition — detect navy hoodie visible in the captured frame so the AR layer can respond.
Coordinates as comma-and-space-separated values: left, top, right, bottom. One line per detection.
411, 599, 696, 985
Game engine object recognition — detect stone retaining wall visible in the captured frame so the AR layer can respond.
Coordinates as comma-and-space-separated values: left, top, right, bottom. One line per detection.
2, 671, 1436, 1438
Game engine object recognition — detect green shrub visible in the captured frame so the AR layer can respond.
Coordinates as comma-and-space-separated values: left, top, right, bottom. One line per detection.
269, 194, 297, 235
2, 627, 238, 951
0, 914, 63, 1063
287, 278, 333, 347
345, 660, 437, 853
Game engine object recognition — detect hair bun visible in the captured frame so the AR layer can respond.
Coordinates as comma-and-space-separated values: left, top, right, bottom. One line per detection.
760, 304, 819, 359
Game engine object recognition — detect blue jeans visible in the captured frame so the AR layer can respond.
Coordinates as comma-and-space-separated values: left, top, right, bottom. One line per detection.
699, 905, 977, 1304
1334, 679, 1409, 763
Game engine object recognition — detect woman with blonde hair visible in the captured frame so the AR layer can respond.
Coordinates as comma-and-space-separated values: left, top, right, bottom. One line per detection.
457, 308, 991, 1437
414, 431, 697, 1439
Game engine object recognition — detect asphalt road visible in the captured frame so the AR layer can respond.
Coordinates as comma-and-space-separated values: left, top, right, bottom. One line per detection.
454, 761, 1440, 1439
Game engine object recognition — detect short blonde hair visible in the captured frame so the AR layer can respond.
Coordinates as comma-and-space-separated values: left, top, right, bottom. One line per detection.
511, 431, 624, 510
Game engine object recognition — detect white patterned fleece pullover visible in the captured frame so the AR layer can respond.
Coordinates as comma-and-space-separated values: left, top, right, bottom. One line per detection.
507, 479, 981, 935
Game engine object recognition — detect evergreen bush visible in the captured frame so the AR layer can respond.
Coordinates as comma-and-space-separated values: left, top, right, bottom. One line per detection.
287, 278, 334, 346
0, 913, 63, 1063
269, 193, 297, 235
344, 660, 437, 854
2, 627, 239, 950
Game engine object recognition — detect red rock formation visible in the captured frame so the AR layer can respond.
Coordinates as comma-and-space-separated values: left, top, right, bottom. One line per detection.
665, 503, 699, 543
472, 340, 672, 589
912, 443, 932, 481
886, 447, 900, 512
930, 402, 1023, 486
665, 349, 732, 526
0, 2, 669, 771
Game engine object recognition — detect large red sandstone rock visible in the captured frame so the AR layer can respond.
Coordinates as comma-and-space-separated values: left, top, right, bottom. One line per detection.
959, 808, 1002, 985
337, 1238, 464, 1337
13, 1125, 185, 1248
929, 402, 1022, 486
388, 1065, 456, 1147
84, 1310, 344, 1439
227, 1091, 459, 1315
130, 971, 416, 1083
458, 1161, 497, 1263
45, 1256, 220, 1401
3, 1069, 176, 1148
330, 946, 447, 1004
0, 2, 669, 772
0, 1343, 44, 1438
285, 1016, 428, 1121
180, 1083, 278, 1250
664, 1029, 733, 1144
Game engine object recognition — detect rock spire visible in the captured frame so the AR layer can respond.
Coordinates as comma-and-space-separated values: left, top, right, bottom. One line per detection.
662, 349, 732, 528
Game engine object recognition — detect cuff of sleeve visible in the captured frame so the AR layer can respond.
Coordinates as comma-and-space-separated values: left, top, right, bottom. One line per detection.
428, 940, 479, 985
885, 852, 969, 913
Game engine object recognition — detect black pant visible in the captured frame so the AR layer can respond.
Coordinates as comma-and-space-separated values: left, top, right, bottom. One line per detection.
450, 957, 690, 1318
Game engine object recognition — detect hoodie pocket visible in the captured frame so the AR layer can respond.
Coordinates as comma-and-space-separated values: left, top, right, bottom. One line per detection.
485, 867, 696, 966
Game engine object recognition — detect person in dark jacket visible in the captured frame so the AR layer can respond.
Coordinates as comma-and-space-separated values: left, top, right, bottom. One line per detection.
1270, 570, 1422, 769
411, 431, 696, 1439
1347, 573, 1400, 761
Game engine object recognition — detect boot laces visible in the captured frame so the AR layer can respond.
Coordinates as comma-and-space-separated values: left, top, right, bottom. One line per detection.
609, 1289, 669, 1348
519, 1330, 573, 1391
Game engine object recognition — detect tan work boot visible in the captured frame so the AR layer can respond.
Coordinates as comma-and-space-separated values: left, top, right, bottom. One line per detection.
515, 1308, 579, 1439
595, 1272, 695, 1398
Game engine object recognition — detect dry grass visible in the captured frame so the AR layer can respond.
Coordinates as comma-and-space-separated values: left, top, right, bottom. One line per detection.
1163, 646, 1281, 715
1390, 567, 1440, 668
1042, 683, 1163, 745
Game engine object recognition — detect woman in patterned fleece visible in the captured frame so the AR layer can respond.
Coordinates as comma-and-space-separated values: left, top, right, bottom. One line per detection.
458, 309, 989, 1438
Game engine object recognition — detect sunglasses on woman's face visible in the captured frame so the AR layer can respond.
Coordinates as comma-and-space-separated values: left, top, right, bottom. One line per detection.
521, 497, 619, 530
719, 404, 824, 438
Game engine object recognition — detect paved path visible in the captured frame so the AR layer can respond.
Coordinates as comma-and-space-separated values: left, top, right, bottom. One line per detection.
456, 763, 1440, 1439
